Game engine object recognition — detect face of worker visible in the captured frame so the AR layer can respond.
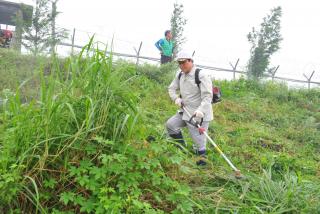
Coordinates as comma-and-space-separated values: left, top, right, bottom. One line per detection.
166, 32, 172, 40
179, 59, 193, 73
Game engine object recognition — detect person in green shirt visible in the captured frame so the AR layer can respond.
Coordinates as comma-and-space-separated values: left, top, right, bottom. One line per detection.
155, 30, 174, 64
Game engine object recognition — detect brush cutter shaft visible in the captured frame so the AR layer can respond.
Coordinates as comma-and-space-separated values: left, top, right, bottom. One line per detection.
203, 131, 239, 171
182, 106, 239, 172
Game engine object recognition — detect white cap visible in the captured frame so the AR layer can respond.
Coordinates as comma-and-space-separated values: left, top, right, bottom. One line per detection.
176, 50, 193, 61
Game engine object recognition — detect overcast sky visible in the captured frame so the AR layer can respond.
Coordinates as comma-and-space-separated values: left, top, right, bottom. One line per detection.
8, 0, 320, 84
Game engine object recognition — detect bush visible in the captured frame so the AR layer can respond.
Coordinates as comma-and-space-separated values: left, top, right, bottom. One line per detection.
0, 42, 195, 213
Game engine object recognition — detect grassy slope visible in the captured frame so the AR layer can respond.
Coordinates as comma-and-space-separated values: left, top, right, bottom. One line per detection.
0, 48, 319, 213
0, 49, 50, 101
138, 62, 320, 213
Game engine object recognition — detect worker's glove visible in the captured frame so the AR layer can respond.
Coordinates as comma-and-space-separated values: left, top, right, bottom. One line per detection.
174, 98, 183, 107
193, 110, 204, 118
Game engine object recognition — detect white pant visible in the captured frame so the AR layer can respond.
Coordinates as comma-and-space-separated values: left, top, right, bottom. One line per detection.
166, 112, 209, 151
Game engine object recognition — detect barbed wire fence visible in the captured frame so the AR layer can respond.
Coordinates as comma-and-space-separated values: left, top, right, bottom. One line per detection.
4, 26, 320, 89
57, 27, 320, 89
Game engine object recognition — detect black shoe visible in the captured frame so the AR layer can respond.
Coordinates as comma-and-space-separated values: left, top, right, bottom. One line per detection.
196, 159, 207, 166
196, 150, 207, 166
169, 132, 186, 148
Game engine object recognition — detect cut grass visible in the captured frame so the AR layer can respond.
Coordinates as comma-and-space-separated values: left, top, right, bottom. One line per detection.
0, 44, 319, 213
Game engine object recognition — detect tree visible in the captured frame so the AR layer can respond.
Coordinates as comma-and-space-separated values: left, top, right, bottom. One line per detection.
22, 0, 52, 55
170, 3, 187, 58
19, 0, 67, 56
49, 0, 68, 55
247, 6, 282, 80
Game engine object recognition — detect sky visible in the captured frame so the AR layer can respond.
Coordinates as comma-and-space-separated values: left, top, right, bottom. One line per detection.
4, 0, 320, 86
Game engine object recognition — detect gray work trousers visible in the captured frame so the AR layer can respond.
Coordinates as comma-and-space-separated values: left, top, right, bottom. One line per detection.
166, 112, 209, 151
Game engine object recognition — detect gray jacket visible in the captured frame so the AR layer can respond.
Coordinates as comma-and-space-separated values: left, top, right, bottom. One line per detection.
168, 66, 214, 121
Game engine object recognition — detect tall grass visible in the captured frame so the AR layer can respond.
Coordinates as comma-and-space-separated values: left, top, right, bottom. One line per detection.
0, 39, 127, 206
0, 39, 202, 213
0, 40, 319, 213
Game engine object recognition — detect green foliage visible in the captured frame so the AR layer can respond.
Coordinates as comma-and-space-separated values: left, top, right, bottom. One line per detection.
20, 0, 67, 55
137, 61, 177, 84
0, 41, 195, 213
0, 40, 319, 213
239, 168, 320, 213
0, 48, 48, 100
193, 167, 320, 213
49, 0, 69, 55
247, 6, 282, 80
55, 139, 194, 213
170, 3, 187, 57
21, 0, 52, 55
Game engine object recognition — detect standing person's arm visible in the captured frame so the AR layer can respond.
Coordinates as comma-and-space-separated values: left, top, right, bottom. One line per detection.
155, 39, 164, 52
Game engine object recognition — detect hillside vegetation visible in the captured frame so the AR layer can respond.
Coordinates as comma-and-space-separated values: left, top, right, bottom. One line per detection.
0, 45, 319, 213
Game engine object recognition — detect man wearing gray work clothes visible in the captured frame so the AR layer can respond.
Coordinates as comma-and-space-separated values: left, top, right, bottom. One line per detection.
166, 50, 213, 166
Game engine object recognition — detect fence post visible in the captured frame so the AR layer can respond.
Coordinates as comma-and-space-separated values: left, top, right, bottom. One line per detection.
71, 28, 76, 55
303, 70, 315, 90
134, 42, 143, 65
271, 65, 280, 81
229, 58, 239, 80
134, 41, 143, 74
